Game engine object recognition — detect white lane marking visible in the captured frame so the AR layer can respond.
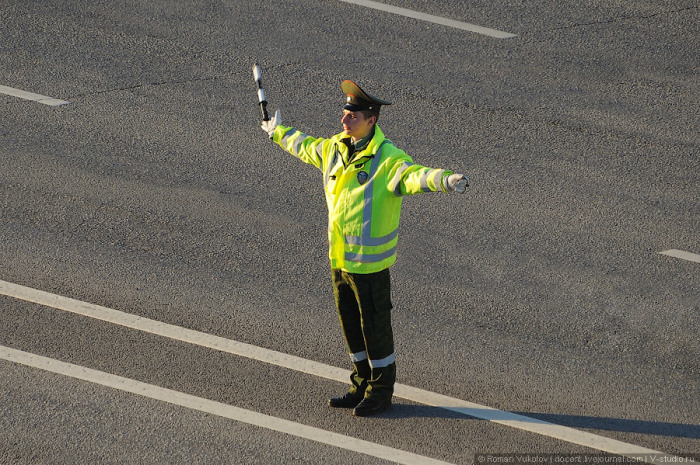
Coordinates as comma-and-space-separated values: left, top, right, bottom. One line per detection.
659, 249, 700, 264
0, 346, 452, 465
0, 279, 678, 461
337, 0, 517, 38
0, 85, 71, 106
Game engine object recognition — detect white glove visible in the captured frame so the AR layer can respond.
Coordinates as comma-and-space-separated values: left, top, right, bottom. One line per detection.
261, 109, 281, 139
445, 173, 469, 193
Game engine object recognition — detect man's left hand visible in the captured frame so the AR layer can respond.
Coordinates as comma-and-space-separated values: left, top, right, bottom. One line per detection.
446, 174, 469, 193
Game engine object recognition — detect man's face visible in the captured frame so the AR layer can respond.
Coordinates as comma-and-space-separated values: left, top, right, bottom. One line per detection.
341, 110, 375, 141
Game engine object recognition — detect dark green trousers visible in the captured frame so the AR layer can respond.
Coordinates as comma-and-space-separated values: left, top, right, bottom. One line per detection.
331, 268, 396, 403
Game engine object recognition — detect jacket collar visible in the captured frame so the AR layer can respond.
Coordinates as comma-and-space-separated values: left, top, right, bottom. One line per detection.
337, 125, 386, 167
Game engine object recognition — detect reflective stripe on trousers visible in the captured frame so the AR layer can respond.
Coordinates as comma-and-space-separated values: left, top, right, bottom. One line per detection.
350, 350, 396, 369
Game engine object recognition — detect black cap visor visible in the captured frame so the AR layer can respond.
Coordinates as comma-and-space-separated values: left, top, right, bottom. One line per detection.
344, 96, 377, 112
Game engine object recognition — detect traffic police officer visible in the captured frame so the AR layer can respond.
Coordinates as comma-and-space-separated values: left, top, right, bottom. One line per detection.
261, 80, 468, 416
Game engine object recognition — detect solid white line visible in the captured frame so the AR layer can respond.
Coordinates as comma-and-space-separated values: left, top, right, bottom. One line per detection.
0, 85, 70, 106
0, 279, 678, 461
337, 0, 517, 38
0, 345, 452, 465
659, 249, 700, 264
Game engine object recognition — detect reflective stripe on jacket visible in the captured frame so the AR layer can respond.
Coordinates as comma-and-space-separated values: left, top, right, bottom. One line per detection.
273, 124, 452, 274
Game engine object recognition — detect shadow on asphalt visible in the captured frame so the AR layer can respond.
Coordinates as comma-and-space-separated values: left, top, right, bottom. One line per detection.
386, 404, 700, 440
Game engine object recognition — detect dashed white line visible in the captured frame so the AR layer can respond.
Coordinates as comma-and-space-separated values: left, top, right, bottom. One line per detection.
0, 279, 680, 462
659, 249, 700, 264
0, 85, 70, 106
337, 0, 518, 38
0, 345, 452, 465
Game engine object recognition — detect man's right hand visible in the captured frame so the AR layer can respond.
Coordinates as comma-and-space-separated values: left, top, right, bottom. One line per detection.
261, 109, 281, 139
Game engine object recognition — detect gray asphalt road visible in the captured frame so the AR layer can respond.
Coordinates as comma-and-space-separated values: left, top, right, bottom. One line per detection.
1, 1, 698, 463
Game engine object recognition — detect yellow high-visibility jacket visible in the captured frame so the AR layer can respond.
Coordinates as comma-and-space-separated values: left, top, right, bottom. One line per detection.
273, 124, 452, 274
